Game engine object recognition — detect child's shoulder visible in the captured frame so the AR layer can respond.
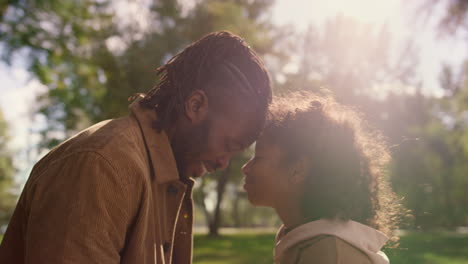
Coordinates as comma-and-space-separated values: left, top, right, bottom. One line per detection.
294, 235, 372, 264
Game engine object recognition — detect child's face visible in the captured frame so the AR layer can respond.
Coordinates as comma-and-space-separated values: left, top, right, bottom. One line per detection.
241, 137, 302, 208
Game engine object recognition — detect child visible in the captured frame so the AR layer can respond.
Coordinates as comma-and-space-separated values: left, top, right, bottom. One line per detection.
242, 93, 405, 264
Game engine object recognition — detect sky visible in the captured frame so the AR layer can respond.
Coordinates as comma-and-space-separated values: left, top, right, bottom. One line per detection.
272, 0, 467, 93
0, 0, 467, 185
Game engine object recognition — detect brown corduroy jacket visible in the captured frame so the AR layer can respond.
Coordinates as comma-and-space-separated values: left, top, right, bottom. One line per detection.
0, 97, 195, 264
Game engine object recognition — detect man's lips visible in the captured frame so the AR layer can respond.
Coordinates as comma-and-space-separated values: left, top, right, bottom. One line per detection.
191, 162, 207, 178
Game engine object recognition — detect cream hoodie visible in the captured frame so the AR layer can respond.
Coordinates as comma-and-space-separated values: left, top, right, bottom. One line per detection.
274, 219, 390, 264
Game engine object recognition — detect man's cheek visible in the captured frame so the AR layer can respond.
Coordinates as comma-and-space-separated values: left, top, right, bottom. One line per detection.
202, 141, 220, 156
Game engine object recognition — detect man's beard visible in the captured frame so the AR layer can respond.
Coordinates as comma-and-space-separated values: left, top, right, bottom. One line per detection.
171, 118, 211, 179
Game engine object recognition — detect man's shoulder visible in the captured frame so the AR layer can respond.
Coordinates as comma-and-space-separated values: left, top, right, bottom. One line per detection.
72, 116, 140, 151
64, 116, 142, 154
36, 116, 148, 174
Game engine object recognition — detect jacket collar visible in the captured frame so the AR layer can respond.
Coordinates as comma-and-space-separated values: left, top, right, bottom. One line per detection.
129, 95, 180, 184
275, 219, 389, 263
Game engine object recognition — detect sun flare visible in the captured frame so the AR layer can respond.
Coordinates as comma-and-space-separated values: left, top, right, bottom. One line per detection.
275, 0, 402, 28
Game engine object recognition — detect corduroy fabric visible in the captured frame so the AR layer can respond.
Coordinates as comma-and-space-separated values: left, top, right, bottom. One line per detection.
0, 97, 194, 264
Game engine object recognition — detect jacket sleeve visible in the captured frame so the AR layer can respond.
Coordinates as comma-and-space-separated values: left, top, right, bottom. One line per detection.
296, 236, 372, 264
23, 151, 134, 264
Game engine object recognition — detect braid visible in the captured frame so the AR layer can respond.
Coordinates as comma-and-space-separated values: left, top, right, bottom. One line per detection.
139, 31, 272, 131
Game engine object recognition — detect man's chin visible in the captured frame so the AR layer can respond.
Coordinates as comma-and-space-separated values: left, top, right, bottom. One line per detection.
188, 162, 208, 178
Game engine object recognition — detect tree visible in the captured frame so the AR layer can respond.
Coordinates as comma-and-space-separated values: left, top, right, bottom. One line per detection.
0, 110, 16, 229
420, 0, 468, 34
1, 0, 284, 147
0, 0, 116, 147
409, 0, 468, 227
193, 153, 248, 236
275, 16, 419, 102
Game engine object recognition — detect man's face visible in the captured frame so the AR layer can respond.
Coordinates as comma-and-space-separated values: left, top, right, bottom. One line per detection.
172, 97, 259, 178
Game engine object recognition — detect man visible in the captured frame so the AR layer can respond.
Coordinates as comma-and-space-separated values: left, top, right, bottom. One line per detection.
0, 31, 272, 264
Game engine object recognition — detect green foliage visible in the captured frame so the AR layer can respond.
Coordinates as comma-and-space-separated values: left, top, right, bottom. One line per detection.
1, 0, 115, 147
389, 63, 468, 229
1, 0, 283, 149
0, 110, 16, 227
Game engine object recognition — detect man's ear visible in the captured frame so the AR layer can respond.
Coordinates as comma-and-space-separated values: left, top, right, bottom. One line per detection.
289, 157, 309, 185
184, 90, 209, 124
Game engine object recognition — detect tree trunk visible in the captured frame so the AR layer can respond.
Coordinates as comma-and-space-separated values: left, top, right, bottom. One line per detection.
208, 166, 231, 236
232, 190, 241, 228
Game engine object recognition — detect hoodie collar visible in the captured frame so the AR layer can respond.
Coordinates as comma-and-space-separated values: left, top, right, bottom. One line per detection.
129, 95, 180, 184
275, 219, 389, 263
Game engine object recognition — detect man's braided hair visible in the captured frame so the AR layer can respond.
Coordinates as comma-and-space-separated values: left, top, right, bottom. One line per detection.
140, 31, 272, 131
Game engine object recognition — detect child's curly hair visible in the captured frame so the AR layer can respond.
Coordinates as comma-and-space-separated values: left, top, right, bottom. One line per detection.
263, 91, 407, 246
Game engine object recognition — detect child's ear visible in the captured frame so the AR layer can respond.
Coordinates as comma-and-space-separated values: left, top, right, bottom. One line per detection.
289, 157, 309, 185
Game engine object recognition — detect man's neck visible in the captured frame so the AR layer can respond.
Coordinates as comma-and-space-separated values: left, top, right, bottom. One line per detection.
164, 121, 179, 142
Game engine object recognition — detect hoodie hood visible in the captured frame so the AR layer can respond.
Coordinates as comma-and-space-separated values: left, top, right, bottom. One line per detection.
274, 219, 390, 264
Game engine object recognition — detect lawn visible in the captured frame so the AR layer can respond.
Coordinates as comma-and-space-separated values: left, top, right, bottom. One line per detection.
1, 232, 466, 263
386, 232, 468, 264
193, 231, 468, 264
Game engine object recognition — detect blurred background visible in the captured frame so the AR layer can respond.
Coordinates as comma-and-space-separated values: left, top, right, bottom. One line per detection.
0, 0, 467, 263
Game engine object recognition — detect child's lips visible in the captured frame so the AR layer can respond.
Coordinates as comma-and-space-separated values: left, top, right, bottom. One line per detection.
243, 177, 253, 190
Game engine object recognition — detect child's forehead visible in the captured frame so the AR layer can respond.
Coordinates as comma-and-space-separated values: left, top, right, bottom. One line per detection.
254, 137, 276, 152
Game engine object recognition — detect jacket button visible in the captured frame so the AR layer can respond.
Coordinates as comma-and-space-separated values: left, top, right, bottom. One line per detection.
163, 242, 171, 252
167, 184, 178, 195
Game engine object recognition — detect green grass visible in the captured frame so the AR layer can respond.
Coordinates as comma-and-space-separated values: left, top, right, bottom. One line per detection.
194, 232, 275, 264
386, 232, 468, 264
193, 232, 468, 264
2, 232, 467, 263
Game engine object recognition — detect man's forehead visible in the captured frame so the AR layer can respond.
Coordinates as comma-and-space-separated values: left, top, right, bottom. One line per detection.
210, 101, 265, 147
235, 116, 263, 147
219, 104, 262, 126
